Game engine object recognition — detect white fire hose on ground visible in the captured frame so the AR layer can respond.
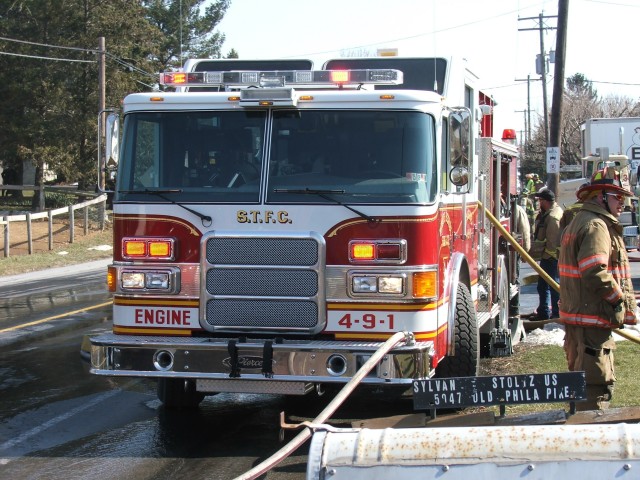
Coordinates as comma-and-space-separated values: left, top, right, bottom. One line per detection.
479, 201, 640, 345
232, 330, 413, 480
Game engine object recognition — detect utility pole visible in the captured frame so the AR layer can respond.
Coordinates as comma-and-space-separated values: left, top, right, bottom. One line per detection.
98, 37, 106, 191
515, 75, 541, 145
518, 13, 558, 147
515, 109, 528, 149
548, 0, 569, 195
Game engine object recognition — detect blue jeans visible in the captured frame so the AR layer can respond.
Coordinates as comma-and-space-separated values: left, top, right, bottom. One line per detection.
537, 257, 559, 319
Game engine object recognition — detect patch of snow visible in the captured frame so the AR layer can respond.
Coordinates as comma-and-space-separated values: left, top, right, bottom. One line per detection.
87, 245, 112, 251
524, 323, 565, 346
57, 251, 69, 255
524, 322, 640, 346
616, 324, 640, 341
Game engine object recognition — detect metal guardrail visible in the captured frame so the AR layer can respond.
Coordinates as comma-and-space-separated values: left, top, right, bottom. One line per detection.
0, 192, 107, 257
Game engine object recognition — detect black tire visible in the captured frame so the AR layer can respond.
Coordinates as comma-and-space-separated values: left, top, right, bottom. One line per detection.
157, 378, 205, 409
436, 282, 479, 377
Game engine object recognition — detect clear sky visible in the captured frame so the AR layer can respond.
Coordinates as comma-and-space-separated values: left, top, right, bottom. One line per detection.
215, 0, 640, 141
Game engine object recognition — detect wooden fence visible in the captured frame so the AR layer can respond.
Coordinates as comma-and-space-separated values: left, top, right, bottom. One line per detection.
1, 191, 107, 258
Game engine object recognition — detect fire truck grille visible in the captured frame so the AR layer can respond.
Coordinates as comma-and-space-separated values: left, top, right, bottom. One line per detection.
206, 269, 318, 296
202, 235, 324, 333
206, 237, 318, 266
206, 299, 317, 328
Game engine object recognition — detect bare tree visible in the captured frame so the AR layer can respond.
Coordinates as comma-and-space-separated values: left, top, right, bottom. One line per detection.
522, 73, 640, 181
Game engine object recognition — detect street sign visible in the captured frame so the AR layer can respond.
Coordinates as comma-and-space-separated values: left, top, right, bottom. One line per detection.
413, 372, 585, 410
547, 146, 560, 173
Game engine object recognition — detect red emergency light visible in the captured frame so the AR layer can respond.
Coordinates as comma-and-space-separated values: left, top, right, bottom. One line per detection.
502, 128, 517, 144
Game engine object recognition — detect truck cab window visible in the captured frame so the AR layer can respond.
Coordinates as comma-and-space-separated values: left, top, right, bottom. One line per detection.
267, 110, 437, 204
118, 111, 266, 203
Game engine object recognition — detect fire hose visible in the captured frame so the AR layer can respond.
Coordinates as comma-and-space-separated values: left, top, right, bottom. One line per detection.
232, 330, 413, 480
479, 201, 640, 345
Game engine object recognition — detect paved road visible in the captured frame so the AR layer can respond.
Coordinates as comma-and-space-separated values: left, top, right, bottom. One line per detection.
1, 257, 639, 479
0, 259, 111, 347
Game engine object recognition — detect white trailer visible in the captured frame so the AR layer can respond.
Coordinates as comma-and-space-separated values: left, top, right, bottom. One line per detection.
581, 117, 640, 169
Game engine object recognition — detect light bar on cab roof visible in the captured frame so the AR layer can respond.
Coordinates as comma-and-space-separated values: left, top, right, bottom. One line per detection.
159, 69, 403, 88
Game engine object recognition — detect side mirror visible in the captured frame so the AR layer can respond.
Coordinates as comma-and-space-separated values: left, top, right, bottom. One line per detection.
449, 165, 469, 186
105, 113, 120, 168
98, 109, 119, 192
448, 108, 471, 192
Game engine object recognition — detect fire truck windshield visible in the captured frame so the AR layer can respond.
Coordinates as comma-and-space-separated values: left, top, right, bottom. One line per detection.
117, 109, 436, 204
267, 110, 436, 204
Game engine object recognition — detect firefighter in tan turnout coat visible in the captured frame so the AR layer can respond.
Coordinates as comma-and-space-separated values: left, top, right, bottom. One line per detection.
559, 167, 637, 410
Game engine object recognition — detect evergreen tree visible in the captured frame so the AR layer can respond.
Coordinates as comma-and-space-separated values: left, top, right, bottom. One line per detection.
142, 0, 230, 69
0, 0, 231, 191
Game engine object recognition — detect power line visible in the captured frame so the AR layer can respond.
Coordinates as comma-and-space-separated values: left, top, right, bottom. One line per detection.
591, 79, 640, 87
0, 35, 96, 54
0, 35, 157, 78
105, 52, 157, 79
280, 3, 549, 59
0, 50, 95, 63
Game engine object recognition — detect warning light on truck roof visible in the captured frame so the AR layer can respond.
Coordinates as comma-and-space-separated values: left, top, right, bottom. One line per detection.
502, 128, 517, 145
330, 71, 350, 83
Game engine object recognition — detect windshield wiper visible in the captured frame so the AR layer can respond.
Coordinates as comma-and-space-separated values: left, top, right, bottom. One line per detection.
273, 188, 378, 223
119, 188, 212, 225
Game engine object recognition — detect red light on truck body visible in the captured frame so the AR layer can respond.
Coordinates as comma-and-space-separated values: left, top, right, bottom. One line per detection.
349, 240, 406, 263
376, 243, 401, 260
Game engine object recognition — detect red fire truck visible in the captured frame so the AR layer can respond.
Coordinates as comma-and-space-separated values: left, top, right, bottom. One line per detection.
91, 57, 523, 407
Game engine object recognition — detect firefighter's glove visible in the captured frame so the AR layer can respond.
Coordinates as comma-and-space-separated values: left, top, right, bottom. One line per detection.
611, 300, 625, 327
624, 300, 638, 326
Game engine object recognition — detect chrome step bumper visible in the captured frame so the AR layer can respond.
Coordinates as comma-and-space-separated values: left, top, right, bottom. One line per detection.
89, 334, 434, 391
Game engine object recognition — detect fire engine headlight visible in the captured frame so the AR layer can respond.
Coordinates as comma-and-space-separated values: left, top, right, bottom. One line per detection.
145, 272, 170, 289
378, 276, 404, 294
352, 276, 378, 293
122, 272, 146, 289
119, 268, 179, 293
351, 274, 405, 295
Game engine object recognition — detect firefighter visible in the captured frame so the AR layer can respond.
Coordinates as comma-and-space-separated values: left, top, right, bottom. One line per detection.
523, 173, 536, 196
521, 174, 537, 229
530, 188, 563, 321
524, 173, 543, 212
559, 167, 637, 410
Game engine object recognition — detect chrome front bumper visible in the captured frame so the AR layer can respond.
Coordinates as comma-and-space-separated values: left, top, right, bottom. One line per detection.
89, 334, 434, 393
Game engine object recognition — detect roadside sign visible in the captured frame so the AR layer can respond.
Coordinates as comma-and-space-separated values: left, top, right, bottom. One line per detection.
413, 372, 585, 410
547, 146, 560, 173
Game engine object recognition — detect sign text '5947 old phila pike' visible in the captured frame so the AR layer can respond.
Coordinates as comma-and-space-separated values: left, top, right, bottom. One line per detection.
412, 372, 586, 410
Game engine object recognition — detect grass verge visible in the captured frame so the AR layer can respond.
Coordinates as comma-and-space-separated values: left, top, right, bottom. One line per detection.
0, 226, 113, 276
476, 339, 640, 415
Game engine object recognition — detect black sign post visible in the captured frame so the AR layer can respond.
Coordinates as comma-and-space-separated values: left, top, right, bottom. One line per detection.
413, 372, 586, 417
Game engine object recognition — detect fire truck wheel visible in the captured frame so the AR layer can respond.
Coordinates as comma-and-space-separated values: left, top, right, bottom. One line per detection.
435, 282, 479, 378
157, 378, 205, 409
